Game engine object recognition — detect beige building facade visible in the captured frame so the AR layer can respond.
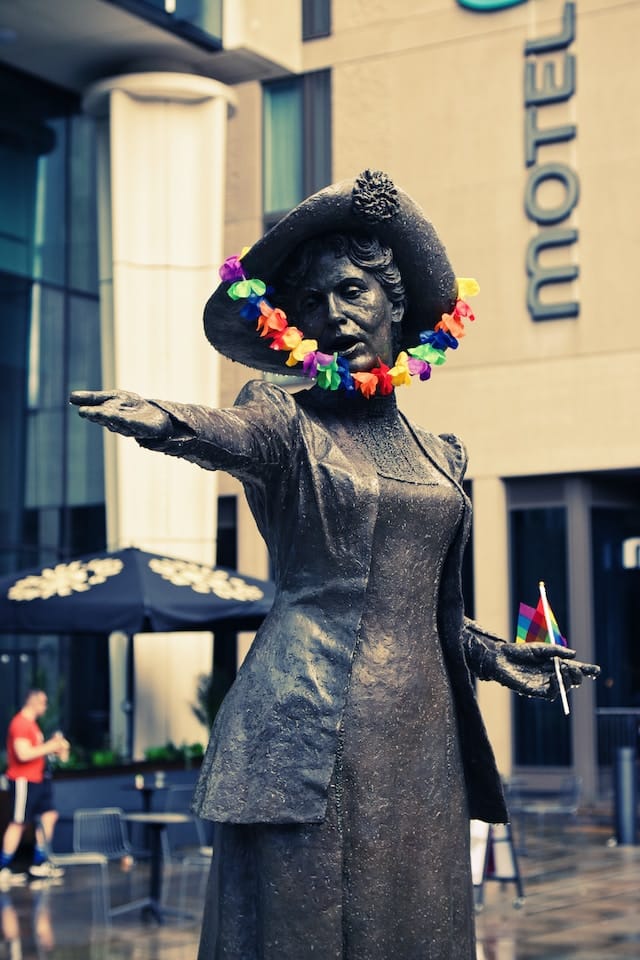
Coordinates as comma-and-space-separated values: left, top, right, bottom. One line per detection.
1, 0, 637, 794
219, 0, 640, 799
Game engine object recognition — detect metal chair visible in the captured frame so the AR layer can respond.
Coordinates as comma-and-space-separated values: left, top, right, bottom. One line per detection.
48, 851, 111, 928
159, 786, 212, 920
35, 815, 111, 929
505, 775, 582, 854
72, 807, 149, 918
177, 845, 213, 921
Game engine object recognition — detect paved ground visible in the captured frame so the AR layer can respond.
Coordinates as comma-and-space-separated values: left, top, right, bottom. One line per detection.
1, 808, 638, 958
476, 816, 640, 960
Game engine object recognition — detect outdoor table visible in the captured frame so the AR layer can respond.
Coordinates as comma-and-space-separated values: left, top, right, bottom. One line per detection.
122, 782, 169, 813
124, 812, 193, 922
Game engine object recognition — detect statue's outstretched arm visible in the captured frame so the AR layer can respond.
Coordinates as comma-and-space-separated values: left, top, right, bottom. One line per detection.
70, 390, 171, 440
71, 380, 297, 480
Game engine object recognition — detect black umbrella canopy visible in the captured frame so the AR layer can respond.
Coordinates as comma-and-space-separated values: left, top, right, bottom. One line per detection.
0, 547, 275, 635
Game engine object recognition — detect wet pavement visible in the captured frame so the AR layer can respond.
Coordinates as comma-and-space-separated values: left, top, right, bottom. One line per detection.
1, 807, 638, 959
475, 815, 640, 959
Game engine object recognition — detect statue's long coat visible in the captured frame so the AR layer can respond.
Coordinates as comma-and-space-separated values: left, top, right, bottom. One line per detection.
143, 380, 508, 826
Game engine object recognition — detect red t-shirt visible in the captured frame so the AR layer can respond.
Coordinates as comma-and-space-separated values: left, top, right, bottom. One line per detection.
6, 712, 45, 782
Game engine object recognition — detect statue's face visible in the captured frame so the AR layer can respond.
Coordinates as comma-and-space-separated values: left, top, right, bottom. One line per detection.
296, 251, 403, 372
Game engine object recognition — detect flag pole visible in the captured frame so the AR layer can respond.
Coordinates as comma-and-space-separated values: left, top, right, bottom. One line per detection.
538, 580, 570, 716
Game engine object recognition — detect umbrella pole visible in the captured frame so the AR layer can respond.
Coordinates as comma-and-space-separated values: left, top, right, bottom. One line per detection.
124, 634, 135, 761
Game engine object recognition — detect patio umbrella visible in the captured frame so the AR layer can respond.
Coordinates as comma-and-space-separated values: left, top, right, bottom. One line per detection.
0, 547, 274, 758
0, 546, 274, 636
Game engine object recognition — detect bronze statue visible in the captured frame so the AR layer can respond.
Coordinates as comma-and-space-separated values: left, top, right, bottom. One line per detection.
71, 171, 598, 959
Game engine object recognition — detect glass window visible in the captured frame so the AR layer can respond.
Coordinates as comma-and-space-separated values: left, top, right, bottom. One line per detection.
0, 65, 105, 755
263, 78, 304, 217
69, 115, 99, 295
33, 118, 67, 286
27, 284, 65, 411
25, 410, 65, 509
592, 507, 640, 710
263, 70, 332, 227
216, 495, 237, 569
303, 0, 331, 39
0, 272, 30, 574
0, 146, 40, 279
107, 0, 222, 46
67, 293, 102, 393
0, 66, 70, 281
304, 70, 332, 197
68, 632, 110, 750
510, 506, 572, 766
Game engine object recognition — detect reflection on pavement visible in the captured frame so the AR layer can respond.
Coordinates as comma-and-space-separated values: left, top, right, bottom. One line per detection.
1, 886, 55, 958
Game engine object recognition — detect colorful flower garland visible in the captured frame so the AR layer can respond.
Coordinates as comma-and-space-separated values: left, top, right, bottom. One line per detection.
219, 253, 479, 398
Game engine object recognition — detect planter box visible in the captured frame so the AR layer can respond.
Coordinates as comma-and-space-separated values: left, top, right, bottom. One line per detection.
1, 762, 204, 854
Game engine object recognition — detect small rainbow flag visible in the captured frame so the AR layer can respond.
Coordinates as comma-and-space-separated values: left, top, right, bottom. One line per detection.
516, 596, 567, 647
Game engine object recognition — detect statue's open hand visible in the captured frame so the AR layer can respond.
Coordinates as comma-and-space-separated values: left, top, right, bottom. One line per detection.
491, 642, 600, 701
70, 390, 171, 440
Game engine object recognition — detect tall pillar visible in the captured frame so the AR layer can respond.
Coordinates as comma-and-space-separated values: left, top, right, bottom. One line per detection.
83, 73, 236, 757
566, 478, 598, 802
472, 475, 513, 777
83, 72, 236, 561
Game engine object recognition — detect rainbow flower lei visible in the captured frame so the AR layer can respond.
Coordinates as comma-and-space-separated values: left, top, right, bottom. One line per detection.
219, 253, 479, 398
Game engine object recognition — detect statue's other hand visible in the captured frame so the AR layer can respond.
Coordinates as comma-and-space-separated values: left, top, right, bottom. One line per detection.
69, 390, 171, 439
491, 642, 600, 701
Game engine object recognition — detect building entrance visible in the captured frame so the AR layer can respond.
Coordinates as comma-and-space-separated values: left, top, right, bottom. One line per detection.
508, 471, 640, 799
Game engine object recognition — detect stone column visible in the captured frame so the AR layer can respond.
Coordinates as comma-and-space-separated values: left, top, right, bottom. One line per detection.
83, 73, 236, 756
83, 71, 236, 561
566, 478, 598, 802
472, 475, 513, 778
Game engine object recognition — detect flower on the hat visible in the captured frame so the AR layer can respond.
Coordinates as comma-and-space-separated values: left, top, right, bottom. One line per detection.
240, 293, 264, 320
257, 302, 288, 338
351, 170, 400, 222
269, 326, 304, 351
457, 278, 480, 298
408, 342, 448, 365
453, 299, 476, 323
352, 371, 379, 398
286, 338, 319, 367
371, 360, 394, 396
407, 357, 432, 381
227, 278, 266, 301
219, 255, 246, 283
389, 352, 412, 388
436, 311, 466, 339
316, 354, 341, 391
302, 351, 321, 378
420, 329, 459, 351
336, 356, 356, 392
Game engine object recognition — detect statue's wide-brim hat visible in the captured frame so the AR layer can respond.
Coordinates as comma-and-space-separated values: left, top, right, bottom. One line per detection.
204, 170, 457, 374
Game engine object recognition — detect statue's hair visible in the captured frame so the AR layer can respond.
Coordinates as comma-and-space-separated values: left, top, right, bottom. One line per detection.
275, 232, 407, 314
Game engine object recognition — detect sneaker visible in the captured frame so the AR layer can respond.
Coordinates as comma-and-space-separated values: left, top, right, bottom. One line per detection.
29, 876, 64, 890
0, 867, 27, 889
28, 862, 64, 880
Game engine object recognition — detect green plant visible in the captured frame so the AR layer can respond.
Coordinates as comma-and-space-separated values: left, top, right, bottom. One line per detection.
142, 741, 204, 767
143, 742, 183, 763
191, 669, 233, 731
90, 748, 123, 768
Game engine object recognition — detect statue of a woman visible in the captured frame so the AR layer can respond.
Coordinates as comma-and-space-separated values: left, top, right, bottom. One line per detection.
71, 171, 598, 959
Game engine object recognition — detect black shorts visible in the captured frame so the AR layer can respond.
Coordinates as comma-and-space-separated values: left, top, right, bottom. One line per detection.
7, 778, 56, 825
